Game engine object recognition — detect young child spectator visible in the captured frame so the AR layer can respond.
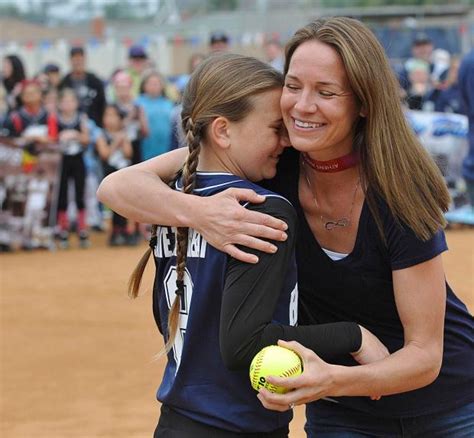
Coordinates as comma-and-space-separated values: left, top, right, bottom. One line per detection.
2, 55, 26, 112
56, 88, 90, 249
2, 80, 58, 172
111, 71, 148, 163
406, 60, 434, 111
135, 71, 174, 161
95, 104, 132, 246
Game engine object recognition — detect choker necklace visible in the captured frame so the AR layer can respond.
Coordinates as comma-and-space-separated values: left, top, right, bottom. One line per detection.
302, 163, 360, 231
301, 150, 358, 173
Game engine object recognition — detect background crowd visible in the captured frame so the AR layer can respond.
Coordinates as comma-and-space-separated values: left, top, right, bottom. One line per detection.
0, 30, 469, 252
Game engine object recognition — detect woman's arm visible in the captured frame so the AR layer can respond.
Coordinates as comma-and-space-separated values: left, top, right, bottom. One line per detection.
256, 255, 446, 411
97, 149, 289, 263
220, 198, 389, 370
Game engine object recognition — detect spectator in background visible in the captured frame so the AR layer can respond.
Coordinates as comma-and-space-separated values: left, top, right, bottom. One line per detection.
59, 46, 106, 127
111, 71, 148, 163
399, 33, 434, 92
209, 31, 230, 52
2, 54, 26, 112
55, 88, 90, 249
43, 63, 62, 90
111, 71, 149, 245
95, 104, 132, 246
459, 49, 474, 209
264, 39, 284, 72
136, 70, 174, 161
431, 48, 451, 85
434, 57, 462, 114
43, 87, 59, 114
0, 83, 7, 124
406, 59, 434, 111
126, 45, 150, 98
2, 79, 57, 174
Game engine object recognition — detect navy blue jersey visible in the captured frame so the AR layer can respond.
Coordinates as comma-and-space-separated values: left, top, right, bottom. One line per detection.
152, 172, 298, 433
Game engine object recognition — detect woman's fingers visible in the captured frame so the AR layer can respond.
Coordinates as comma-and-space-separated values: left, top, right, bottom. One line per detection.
224, 244, 259, 264
196, 188, 290, 262
257, 388, 295, 412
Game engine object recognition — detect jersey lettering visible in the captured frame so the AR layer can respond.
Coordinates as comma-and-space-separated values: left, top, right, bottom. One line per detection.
155, 226, 207, 259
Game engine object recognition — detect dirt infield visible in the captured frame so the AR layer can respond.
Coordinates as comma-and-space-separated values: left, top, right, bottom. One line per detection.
1, 229, 473, 438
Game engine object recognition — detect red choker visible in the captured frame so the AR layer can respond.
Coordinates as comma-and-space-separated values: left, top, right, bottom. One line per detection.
301, 151, 358, 173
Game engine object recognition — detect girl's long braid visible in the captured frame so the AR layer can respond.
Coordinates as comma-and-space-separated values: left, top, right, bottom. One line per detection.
164, 116, 201, 353
128, 224, 158, 298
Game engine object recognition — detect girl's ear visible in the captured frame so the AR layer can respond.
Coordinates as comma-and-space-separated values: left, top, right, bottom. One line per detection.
359, 105, 367, 118
208, 117, 231, 149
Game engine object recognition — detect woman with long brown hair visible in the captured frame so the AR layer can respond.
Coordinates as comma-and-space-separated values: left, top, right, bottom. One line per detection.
99, 18, 473, 436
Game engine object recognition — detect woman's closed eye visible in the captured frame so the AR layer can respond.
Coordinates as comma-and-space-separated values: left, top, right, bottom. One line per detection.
319, 90, 336, 98
284, 83, 300, 91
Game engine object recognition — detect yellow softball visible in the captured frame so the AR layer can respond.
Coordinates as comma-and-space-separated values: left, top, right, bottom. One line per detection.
249, 345, 303, 394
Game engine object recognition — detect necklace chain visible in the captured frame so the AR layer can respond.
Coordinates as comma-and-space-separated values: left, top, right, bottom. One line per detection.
302, 161, 360, 231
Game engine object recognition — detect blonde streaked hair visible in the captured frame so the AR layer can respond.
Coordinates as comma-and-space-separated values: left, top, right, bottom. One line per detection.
285, 17, 449, 240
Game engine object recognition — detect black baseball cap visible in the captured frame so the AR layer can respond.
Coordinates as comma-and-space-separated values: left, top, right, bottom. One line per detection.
43, 63, 60, 73
210, 32, 229, 45
70, 46, 85, 57
413, 33, 432, 46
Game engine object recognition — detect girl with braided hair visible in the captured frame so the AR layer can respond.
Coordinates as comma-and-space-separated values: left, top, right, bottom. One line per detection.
127, 53, 388, 437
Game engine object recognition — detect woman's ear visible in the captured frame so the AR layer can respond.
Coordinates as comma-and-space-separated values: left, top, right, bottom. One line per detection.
359, 106, 367, 118
209, 117, 231, 149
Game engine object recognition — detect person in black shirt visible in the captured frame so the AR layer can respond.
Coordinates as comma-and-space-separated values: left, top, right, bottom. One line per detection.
59, 46, 106, 127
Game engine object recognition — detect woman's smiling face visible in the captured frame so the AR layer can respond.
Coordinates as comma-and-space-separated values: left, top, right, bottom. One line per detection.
280, 40, 362, 160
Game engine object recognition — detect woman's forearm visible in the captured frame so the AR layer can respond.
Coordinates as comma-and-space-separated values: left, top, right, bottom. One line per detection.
331, 341, 442, 397
97, 165, 199, 226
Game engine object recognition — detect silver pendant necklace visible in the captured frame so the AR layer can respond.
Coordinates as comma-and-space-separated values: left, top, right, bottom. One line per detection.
302, 162, 360, 231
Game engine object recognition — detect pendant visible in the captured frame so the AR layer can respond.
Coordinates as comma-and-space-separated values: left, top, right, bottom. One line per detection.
324, 217, 349, 230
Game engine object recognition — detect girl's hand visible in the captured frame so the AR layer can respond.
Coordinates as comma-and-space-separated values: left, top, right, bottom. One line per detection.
193, 188, 289, 264
256, 340, 336, 411
351, 325, 390, 365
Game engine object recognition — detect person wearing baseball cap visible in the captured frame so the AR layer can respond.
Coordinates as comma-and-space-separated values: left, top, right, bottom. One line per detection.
127, 45, 150, 98
209, 31, 230, 52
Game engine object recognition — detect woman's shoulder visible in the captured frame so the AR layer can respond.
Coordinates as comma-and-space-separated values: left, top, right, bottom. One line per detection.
367, 190, 448, 270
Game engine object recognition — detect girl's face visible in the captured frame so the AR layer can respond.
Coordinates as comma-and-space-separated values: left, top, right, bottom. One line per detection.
21, 83, 42, 106
280, 40, 362, 160
144, 75, 163, 97
114, 80, 132, 101
103, 107, 122, 131
226, 88, 286, 182
59, 93, 78, 114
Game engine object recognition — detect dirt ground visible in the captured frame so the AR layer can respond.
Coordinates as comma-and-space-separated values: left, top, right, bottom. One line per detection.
1, 228, 473, 438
